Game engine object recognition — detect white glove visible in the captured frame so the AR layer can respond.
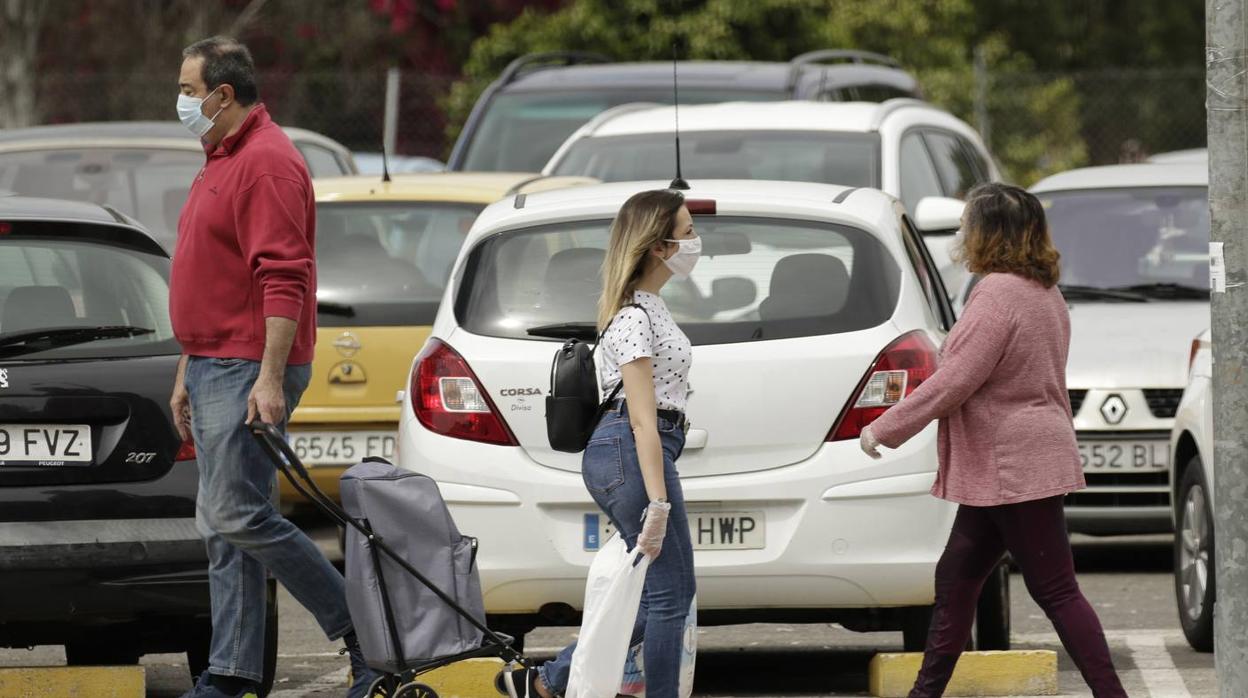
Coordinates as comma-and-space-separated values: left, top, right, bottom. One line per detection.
636, 500, 671, 559
860, 426, 882, 460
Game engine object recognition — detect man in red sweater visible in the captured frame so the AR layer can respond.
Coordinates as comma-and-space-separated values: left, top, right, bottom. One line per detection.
168, 37, 377, 698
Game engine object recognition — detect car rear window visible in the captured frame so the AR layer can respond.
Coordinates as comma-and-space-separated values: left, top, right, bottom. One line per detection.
455, 216, 900, 345
550, 131, 880, 188
0, 148, 205, 252
0, 235, 178, 359
461, 88, 780, 173
316, 202, 484, 327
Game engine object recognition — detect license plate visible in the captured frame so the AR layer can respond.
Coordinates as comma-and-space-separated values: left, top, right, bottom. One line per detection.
584, 510, 765, 551
0, 424, 92, 467
289, 430, 395, 466
1078, 440, 1169, 471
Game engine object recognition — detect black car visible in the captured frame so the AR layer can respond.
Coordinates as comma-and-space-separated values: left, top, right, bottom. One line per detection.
448, 49, 922, 173
0, 194, 275, 692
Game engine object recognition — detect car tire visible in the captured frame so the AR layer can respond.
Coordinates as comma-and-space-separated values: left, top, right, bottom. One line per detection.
902, 605, 933, 652
975, 562, 1011, 650
185, 618, 212, 684
261, 581, 279, 696
1175, 455, 1215, 652
64, 633, 141, 666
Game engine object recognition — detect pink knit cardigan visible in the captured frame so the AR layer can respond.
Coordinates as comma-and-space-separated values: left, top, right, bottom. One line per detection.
870, 273, 1086, 506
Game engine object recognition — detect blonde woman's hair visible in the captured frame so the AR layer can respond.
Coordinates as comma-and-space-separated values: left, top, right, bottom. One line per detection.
597, 189, 686, 330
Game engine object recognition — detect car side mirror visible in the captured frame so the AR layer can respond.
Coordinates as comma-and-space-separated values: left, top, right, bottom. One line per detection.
914, 196, 966, 235
710, 277, 757, 311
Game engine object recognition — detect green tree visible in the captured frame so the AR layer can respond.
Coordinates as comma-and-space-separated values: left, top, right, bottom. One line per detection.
445, 0, 1087, 183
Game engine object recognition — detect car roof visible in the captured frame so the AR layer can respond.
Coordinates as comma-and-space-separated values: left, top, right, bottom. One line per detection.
1146, 148, 1207, 165
1030, 163, 1208, 192
0, 120, 346, 153
313, 172, 598, 204
0, 191, 141, 227
570, 99, 930, 138
467, 179, 897, 247
501, 61, 795, 94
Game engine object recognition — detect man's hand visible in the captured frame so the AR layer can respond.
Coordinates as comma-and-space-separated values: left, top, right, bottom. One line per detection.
246, 374, 286, 426
170, 355, 192, 441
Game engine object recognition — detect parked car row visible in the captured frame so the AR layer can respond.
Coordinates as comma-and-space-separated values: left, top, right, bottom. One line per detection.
0, 47, 1212, 676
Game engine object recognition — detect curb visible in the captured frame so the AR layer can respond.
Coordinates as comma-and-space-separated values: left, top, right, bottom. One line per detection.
410, 658, 505, 696
870, 650, 1058, 697
0, 666, 145, 697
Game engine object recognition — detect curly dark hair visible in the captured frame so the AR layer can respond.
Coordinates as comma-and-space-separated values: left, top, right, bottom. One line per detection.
955, 183, 1061, 288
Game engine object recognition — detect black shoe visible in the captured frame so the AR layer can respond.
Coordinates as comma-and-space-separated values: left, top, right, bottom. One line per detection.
495, 666, 542, 698
343, 632, 383, 698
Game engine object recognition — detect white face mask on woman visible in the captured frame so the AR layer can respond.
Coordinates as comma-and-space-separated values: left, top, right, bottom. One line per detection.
661, 236, 702, 279
176, 86, 224, 139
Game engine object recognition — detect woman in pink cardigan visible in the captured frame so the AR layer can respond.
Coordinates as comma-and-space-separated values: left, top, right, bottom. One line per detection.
862, 183, 1127, 698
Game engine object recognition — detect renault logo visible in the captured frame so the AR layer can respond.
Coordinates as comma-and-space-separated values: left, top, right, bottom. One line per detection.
333, 332, 361, 358
1100, 394, 1128, 425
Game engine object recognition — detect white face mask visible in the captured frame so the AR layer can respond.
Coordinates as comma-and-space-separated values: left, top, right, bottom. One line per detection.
176, 87, 224, 139
661, 236, 702, 279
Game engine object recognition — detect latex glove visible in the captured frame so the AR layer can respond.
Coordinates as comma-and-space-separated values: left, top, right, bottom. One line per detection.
860, 426, 882, 460
636, 500, 672, 559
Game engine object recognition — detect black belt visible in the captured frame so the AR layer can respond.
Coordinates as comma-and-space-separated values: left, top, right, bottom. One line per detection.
608, 400, 686, 428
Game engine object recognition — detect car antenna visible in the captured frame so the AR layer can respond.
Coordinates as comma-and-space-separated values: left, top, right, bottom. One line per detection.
668, 40, 689, 191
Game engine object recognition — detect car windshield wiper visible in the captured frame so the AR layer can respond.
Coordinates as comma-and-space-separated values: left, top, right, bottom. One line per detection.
316, 300, 355, 317
0, 325, 156, 357
1110, 283, 1210, 300
526, 322, 598, 341
1057, 284, 1150, 303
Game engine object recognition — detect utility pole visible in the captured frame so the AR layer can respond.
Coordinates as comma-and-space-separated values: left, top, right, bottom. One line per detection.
1208, 0, 1248, 695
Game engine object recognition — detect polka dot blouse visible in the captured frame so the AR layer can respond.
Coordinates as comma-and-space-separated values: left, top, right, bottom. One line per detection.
599, 290, 692, 412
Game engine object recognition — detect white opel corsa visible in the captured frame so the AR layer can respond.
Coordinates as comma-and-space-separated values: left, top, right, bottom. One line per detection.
396, 179, 1010, 649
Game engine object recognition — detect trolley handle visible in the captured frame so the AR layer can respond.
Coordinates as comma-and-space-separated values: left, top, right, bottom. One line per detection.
247, 420, 353, 529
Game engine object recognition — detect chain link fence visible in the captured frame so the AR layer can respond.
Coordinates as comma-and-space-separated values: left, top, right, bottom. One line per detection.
29, 66, 1205, 180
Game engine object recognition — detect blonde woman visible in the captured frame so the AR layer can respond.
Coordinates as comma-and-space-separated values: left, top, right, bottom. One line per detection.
500, 189, 699, 698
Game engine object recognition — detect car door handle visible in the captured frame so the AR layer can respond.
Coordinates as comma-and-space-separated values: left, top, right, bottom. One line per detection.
683, 428, 708, 450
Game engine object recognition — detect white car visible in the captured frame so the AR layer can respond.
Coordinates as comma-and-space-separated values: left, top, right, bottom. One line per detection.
396, 178, 1011, 651
1019, 163, 1210, 536
1169, 329, 1214, 652
540, 99, 1001, 291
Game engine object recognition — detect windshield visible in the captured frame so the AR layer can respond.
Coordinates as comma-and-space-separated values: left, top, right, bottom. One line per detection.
0, 148, 204, 252
461, 88, 780, 172
455, 216, 900, 345
316, 202, 484, 326
1040, 186, 1210, 293
550, 130, 880, 186
0, 237, 177, 359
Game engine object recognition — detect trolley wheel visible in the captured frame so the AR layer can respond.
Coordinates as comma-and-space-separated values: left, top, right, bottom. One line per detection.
367, 675, 399, 697
394, 682, 438, 698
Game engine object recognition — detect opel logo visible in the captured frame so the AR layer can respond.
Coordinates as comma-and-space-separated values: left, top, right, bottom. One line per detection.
1100, 394, 1128, 425
333, 332, 361, 358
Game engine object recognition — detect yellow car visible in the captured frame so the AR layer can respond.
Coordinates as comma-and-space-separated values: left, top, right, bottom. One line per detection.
283, 172, 594, 509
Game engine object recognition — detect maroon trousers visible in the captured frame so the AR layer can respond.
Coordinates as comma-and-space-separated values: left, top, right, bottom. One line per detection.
909, 495, 1127, 698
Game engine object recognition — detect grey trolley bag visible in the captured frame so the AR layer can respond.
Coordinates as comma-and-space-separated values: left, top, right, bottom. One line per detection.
248, 421, 526, 698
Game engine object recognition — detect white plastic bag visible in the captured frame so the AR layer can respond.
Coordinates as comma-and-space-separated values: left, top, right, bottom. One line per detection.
566, 534, 652, 698
618, 596, 697, 698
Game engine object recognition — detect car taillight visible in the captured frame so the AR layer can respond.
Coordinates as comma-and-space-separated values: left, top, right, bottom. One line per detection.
828, 330, 939, 441
1190, 335, 1211, 371
410, 338, 517, 446
176, 439, 196, 461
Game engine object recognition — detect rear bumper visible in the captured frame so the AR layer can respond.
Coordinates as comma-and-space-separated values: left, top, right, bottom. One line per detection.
0, 517, 209, 643
399, 414, 955, 623
1065, 505, 1173, 535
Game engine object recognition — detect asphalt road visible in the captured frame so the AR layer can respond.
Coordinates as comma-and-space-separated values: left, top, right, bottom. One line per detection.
0, 531, 1217, 697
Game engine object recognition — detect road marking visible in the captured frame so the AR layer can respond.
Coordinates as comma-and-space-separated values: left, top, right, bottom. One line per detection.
269, 665, 348, 697
1126, 634, 1191, 698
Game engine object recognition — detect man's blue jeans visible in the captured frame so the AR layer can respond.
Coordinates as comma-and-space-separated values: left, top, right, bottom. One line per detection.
540, 404, 696, 698
185, 356, 353, 681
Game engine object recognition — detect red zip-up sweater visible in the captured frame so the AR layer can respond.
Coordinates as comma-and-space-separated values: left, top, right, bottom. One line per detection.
170, 105, 317, 365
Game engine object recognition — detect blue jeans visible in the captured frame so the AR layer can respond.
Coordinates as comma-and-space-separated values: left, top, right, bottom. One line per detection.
540, 404, 696, 698
185, 357, 353, 682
